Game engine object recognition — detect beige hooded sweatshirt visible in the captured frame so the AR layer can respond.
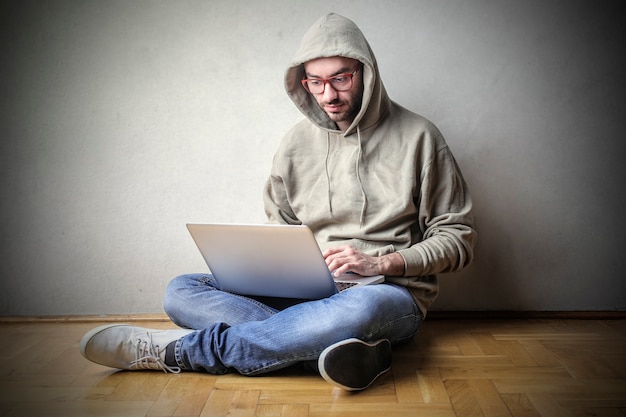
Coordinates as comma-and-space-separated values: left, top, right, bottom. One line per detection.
263, 13, 476, 314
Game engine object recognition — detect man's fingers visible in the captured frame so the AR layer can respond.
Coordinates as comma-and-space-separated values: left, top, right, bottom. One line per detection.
322, 245, 352, 258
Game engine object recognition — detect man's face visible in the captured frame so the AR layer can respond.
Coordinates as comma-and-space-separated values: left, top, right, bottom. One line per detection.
303, 56, 363, 131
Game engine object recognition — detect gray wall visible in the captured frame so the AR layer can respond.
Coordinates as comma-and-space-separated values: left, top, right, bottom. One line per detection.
1, 0, 624, 316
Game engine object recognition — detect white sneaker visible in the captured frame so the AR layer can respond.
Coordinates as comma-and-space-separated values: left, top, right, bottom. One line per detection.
80, 324, 194, 373
318, 338, 392, 391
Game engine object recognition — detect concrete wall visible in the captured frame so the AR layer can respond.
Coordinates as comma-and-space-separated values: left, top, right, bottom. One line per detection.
1, 0, 624, 315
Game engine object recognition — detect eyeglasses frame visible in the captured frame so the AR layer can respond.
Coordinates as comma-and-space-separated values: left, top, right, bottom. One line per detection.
301, 69, 359, 95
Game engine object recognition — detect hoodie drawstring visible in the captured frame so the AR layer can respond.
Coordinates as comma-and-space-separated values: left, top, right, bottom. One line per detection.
325, 132, 334, 218
355, 126, 368, 227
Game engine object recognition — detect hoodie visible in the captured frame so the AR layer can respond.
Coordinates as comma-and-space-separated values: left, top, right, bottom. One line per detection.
263, 13, 476, 314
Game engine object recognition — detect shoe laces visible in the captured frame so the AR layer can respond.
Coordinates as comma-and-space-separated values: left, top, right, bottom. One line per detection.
129, 331, 181, 373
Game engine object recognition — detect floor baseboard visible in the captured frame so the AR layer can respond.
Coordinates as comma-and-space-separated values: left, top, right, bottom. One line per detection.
0, 313, 171, 323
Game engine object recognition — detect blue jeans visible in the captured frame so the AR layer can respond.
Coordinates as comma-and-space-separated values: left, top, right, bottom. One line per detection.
163, 273, 423, 375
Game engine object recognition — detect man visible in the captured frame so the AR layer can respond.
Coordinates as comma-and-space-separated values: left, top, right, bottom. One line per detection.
81, 13, 476, 391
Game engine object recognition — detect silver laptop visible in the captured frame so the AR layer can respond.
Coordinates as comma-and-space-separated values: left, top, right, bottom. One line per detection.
186, 223, 384, 299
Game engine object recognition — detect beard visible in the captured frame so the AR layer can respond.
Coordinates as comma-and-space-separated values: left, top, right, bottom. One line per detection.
323, 99, 360, 125
320, 84, 363, 129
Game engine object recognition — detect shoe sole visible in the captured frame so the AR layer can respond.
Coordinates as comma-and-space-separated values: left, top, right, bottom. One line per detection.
318, 338, 392, 391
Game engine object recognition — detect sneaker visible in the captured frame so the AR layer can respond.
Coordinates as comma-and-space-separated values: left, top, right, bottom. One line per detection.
80, 324, 194, 373
318, 338, 392, 391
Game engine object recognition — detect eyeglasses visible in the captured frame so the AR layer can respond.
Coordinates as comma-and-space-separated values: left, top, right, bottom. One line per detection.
301, 69, 358, 94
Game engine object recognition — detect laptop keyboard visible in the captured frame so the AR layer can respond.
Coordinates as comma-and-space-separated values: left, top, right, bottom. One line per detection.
335, 281, 359, 292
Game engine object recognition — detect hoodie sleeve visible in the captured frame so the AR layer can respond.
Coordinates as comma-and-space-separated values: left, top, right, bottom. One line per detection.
396, 146, 477, 277
263, 140, 303, 225
263, 173, 300, 225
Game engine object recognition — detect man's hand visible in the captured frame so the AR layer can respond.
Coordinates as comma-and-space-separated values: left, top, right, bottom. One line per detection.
322, 245, 405, 277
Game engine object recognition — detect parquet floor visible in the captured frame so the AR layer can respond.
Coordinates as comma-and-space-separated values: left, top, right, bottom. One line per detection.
0, 316, 624, 417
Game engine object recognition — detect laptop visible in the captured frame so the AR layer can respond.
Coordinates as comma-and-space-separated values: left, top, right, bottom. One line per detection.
186, 223, 385, 299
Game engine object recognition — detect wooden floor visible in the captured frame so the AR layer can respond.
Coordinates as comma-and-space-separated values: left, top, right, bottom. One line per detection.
0, 316, 624, 417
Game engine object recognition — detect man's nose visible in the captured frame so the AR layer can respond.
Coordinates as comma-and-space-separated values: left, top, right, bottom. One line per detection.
322, 82, 339, 100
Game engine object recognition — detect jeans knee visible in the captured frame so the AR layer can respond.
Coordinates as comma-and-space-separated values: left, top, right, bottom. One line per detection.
163, 274, 198, 316
162, 279, 179, 319
163, 273, 215, 318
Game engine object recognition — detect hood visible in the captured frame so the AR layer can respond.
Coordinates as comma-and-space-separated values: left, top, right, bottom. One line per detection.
285, 13, 391, 136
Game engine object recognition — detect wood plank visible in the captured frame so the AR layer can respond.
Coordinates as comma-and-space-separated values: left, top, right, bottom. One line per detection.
417, 368, 450, 404
500, 393, 541, 417
444, 379, 484, 417
468, 379, 512, 417
392, 364, 425, 404
526, 393, 571, 417
308, 402, 457, 417
200, 389, 260, 417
